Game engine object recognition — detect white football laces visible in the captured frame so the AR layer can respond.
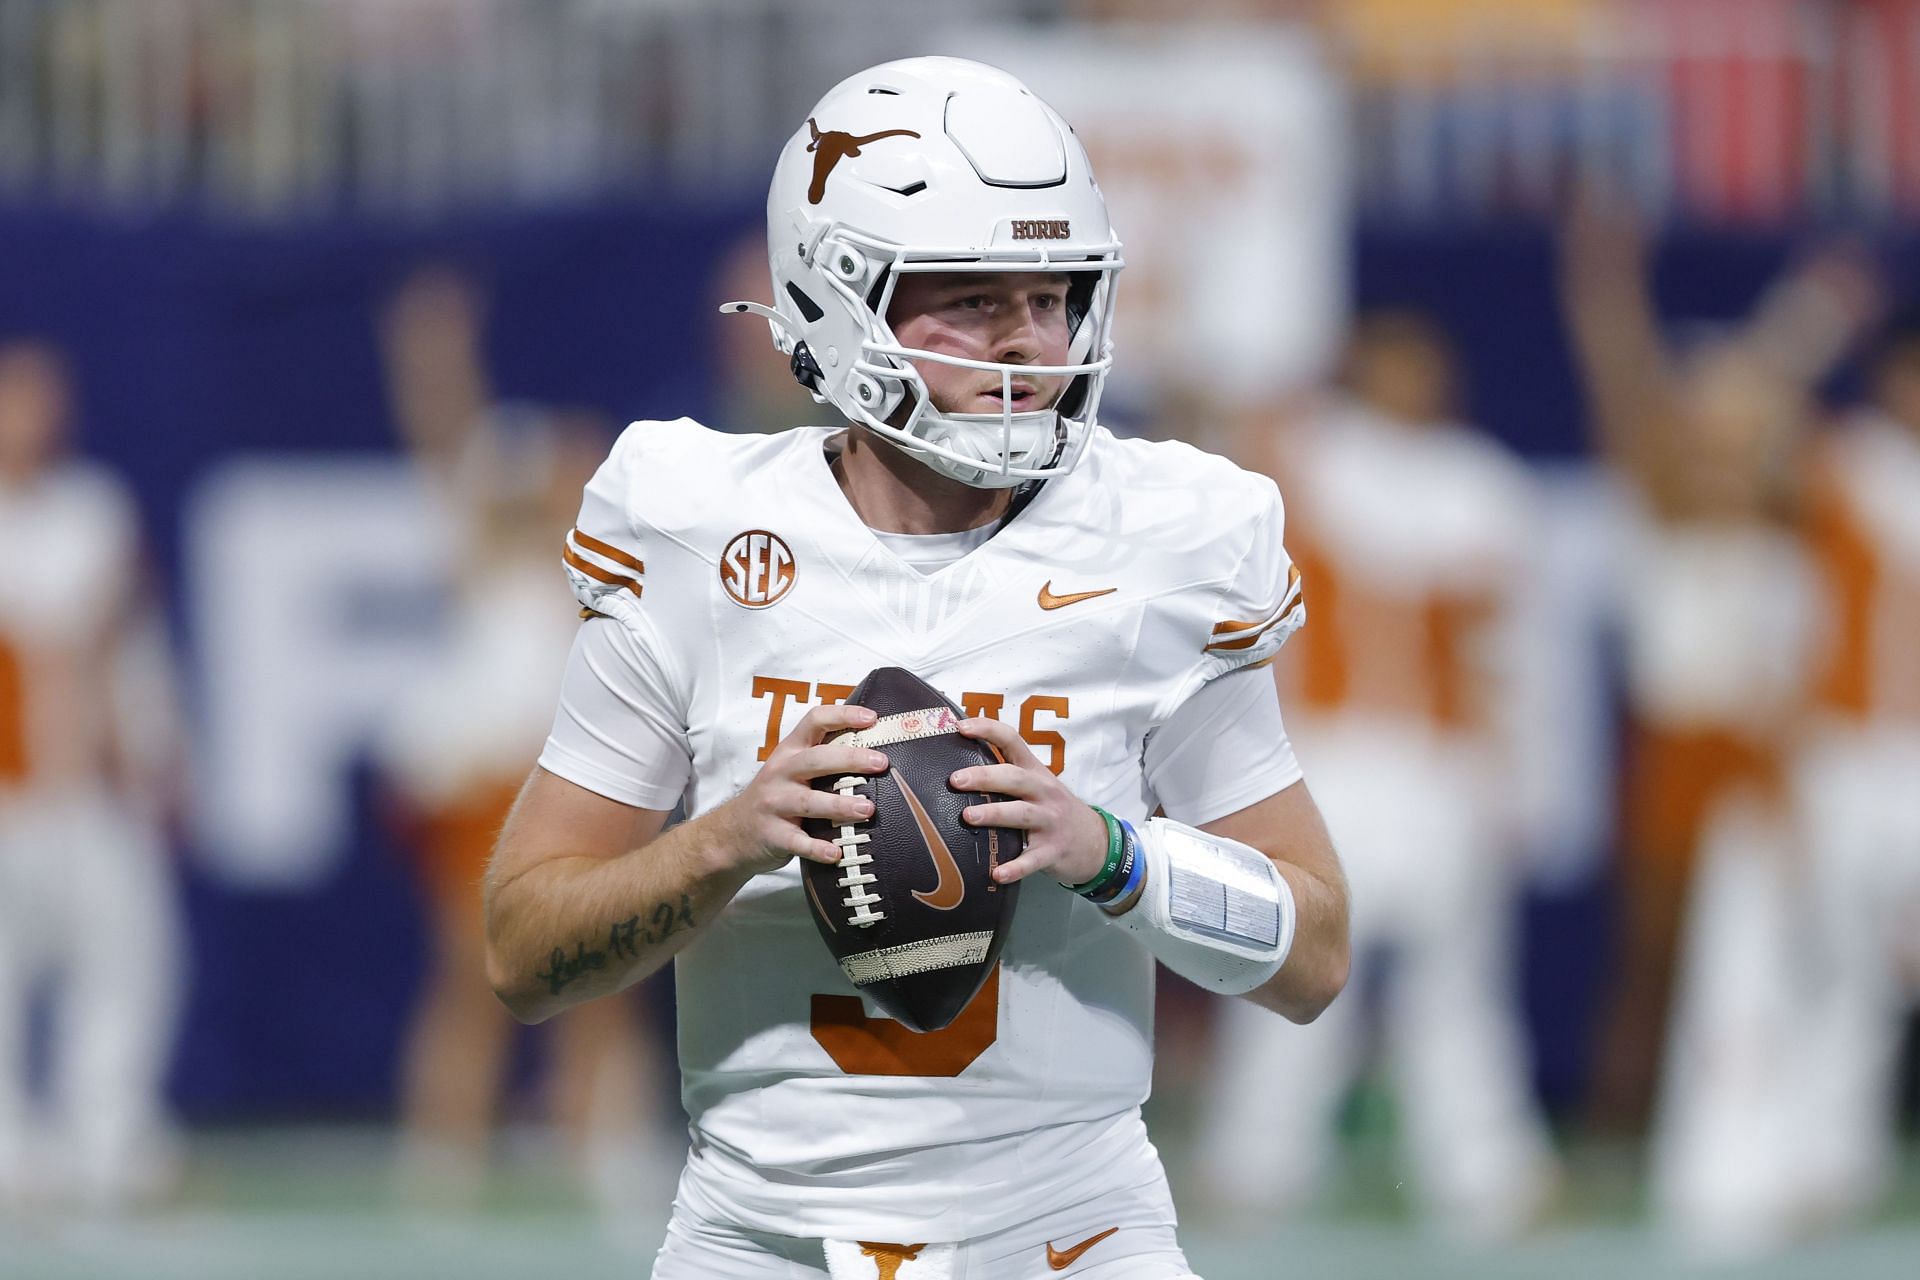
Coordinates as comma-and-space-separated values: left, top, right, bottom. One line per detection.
829, 773, 884, 926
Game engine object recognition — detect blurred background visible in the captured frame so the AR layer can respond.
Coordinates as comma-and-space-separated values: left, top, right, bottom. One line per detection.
2, 1, 1919, 1276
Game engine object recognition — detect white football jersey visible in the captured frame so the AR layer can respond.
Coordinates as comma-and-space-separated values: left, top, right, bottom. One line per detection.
0, 464, 140, 792
540, 419, 1303, 1241
1280, 402, 1535, 732
375, 556, 579, 807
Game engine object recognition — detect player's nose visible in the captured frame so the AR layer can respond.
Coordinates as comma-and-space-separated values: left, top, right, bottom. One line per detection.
993, 300, 1042, 365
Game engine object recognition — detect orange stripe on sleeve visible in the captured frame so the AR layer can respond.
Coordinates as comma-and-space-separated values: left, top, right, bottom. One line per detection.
563, 545, 642, 597
1210, 565, 1302, 637
1206, 571, 1304, 653
1204, 609, 1298, 653
570, 528, 645, 575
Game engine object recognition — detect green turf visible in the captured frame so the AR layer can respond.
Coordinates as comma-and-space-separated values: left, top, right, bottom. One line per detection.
0, 1125, 1915, 1279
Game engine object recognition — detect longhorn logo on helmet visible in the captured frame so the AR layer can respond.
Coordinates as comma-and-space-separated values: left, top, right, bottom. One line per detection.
805, 119, 922, 204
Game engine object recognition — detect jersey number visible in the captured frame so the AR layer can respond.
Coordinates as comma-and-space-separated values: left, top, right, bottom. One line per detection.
810, 967, 1001, 1076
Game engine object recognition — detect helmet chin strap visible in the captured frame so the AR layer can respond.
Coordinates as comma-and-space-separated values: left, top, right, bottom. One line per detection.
870, 354, 1064, 488
916, 408, 1058, 486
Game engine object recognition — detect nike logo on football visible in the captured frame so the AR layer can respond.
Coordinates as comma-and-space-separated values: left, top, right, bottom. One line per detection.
1046, 1227, 1118, 1270
1038, 582, 1117, 611
895, 768, 966, 911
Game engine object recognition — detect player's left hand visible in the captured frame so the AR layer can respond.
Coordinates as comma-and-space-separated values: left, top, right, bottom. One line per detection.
951, 717, 1110, 887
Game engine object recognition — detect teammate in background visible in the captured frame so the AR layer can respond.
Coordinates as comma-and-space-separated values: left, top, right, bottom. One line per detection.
1560, 200, 1877, 1249
0, 340, 186, 1214
1773, 307, 1920, 1235
376, 272, 668, 1211
483, 58, 1350, 1280
1198, 311, 1559, 1240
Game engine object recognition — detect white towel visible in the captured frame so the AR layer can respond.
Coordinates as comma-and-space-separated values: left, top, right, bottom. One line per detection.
822, 1238, 957, 1280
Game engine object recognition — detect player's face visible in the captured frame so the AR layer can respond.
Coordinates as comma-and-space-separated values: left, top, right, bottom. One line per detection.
886, 271, 1072, 416
0, 345, 70, 481
1346, 313, 1455, 426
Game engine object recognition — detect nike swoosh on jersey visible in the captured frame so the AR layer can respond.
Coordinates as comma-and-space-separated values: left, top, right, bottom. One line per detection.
1046, 1227, 1119, 1270
896, 768, 966, 910
1038, 582, 1118, 611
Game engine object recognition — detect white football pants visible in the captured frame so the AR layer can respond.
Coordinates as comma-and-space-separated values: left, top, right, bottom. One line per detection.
1655, 729, 1920, 1254
651, 1163, 1197, 1279
0, 790, 183, 1209
1195, 722, 1557, 1239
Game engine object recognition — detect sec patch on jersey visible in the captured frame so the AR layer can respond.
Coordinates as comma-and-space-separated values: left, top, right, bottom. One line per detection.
801, 667, 1022, 1033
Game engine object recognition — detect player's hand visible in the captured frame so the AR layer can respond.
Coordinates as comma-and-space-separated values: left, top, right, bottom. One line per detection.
712, 703, 888, 873
951, 717, 1109, 887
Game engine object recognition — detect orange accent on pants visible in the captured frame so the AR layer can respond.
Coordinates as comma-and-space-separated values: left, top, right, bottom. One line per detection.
406, 779, 526, 907
1622, 725, 1781, 873
1590, 722, 1783, 1132
857, 1243, 927, 1280
0, 637, 25, 782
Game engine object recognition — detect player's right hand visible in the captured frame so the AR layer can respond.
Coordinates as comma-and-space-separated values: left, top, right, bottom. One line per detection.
712, 703, 888, 873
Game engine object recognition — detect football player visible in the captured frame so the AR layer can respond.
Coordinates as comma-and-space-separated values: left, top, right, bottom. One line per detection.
1559, 198, 1839, 1143
1786, 305, 1920, 1234
0, 340, 184, 1213
483, 58, 1350, 1280
375, 269, 668, 1211
1196, 312, 1560, 1240
1560, 197, 1882, 1251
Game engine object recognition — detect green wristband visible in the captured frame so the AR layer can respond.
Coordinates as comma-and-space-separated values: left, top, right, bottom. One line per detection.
1066, 807, 1126, 896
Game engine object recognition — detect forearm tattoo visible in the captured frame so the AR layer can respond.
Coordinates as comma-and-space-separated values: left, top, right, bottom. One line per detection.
534, 894, 699, 995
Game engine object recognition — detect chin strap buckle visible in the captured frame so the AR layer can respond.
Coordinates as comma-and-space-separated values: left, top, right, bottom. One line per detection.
790, 341, 825, 392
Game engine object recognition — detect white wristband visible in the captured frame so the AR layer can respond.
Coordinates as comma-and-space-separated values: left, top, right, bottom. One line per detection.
1105, 815, 1295, 995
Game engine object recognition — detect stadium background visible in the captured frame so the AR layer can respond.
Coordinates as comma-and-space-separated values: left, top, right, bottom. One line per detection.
2, 1, 1918, 1277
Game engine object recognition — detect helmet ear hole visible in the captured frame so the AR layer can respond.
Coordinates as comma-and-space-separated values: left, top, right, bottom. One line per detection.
784, 282, 825, 324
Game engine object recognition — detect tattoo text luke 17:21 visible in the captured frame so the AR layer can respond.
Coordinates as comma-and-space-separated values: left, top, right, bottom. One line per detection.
535, 894, 698, 995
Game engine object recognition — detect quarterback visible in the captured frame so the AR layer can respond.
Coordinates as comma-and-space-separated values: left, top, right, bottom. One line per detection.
484, 57, 1350, 1280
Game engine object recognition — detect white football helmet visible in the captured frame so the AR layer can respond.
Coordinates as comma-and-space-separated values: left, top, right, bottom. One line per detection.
723, 56, 1123, 488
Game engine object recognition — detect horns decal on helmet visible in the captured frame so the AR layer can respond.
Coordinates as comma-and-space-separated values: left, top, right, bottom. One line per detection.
805, 118, 922, 204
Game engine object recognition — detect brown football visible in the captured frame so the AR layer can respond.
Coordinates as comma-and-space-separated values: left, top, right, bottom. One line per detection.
800, 666, 1022, 1033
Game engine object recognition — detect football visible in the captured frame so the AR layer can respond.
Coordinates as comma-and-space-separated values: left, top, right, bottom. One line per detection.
800, 666, 1022, 1033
